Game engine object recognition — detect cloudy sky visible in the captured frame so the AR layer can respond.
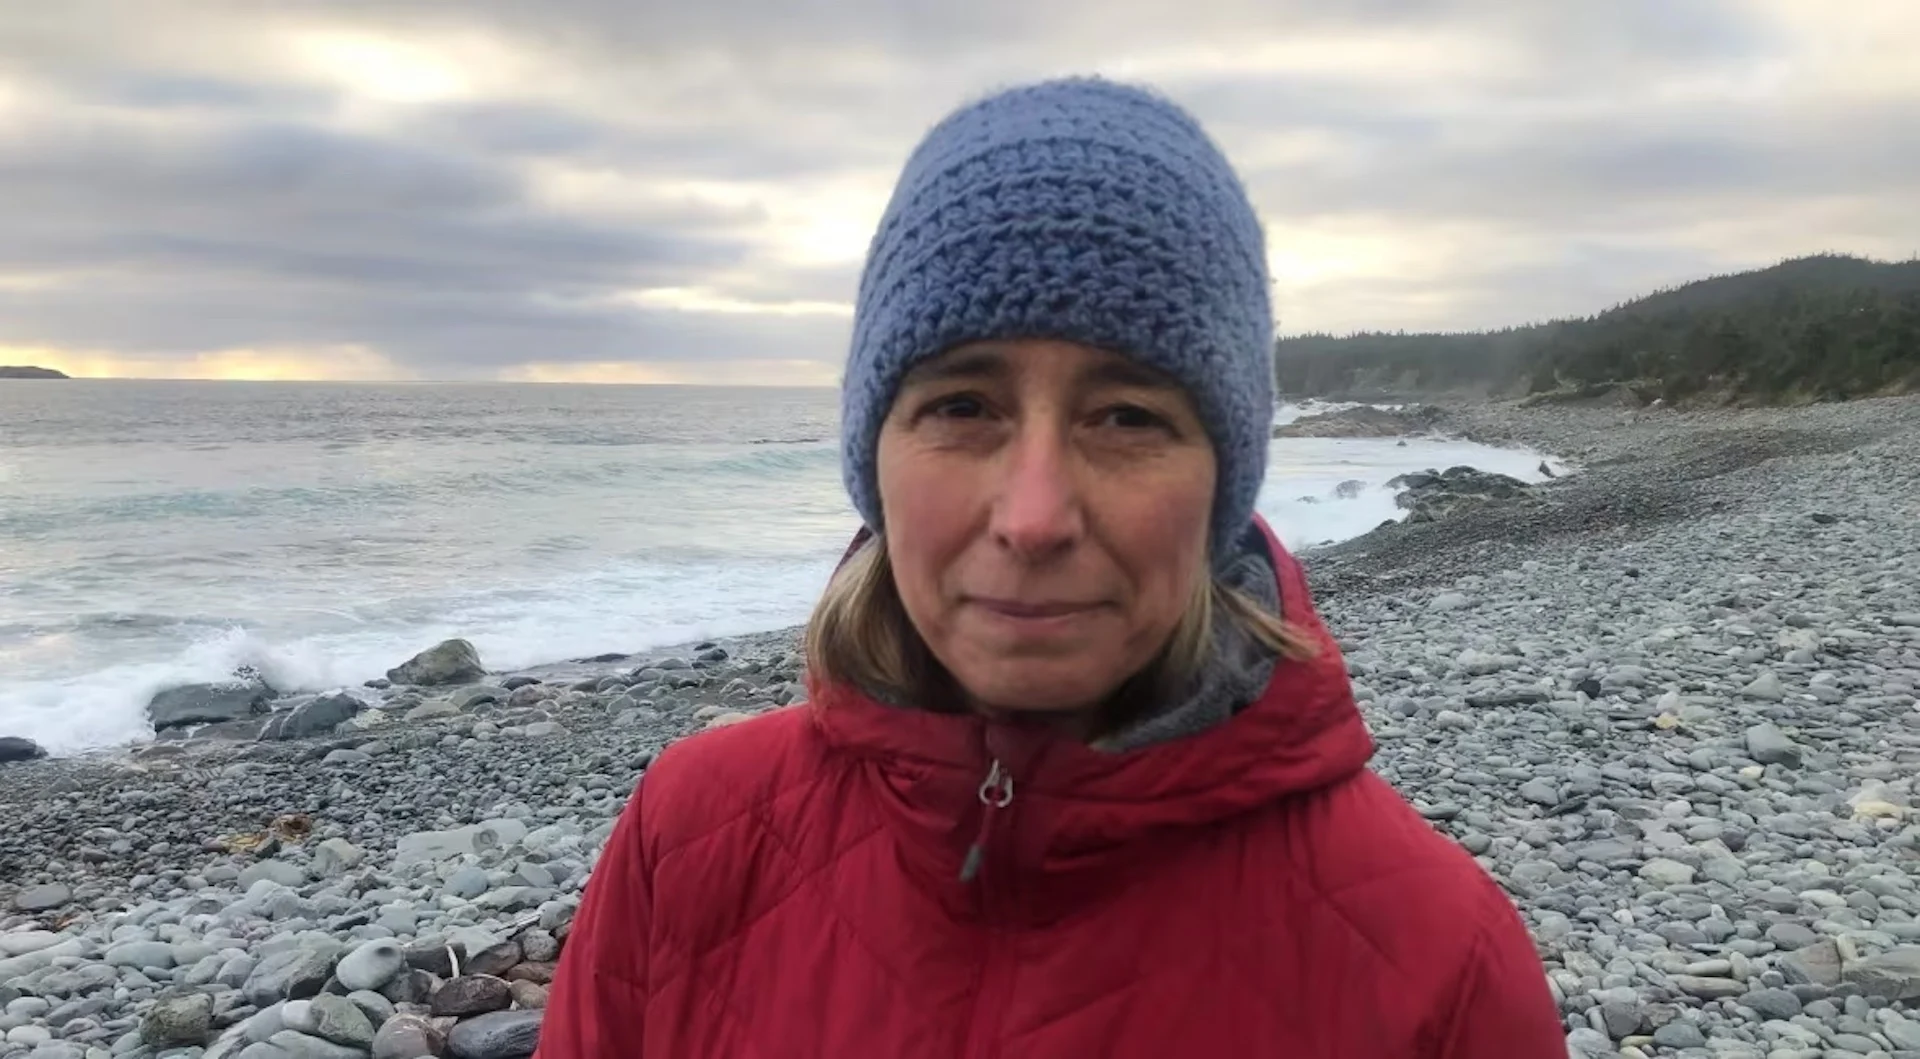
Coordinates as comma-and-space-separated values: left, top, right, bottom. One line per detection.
1, 1, 1916, 383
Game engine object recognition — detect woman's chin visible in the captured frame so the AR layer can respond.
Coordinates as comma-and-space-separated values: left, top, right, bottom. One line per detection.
952, 658, 1122, 718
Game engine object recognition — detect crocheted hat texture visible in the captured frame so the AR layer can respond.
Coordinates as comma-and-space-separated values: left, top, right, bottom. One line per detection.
842, 76, 1275, 564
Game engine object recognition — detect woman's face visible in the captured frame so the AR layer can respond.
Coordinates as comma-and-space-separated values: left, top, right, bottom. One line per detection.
876, 339, 1217, 716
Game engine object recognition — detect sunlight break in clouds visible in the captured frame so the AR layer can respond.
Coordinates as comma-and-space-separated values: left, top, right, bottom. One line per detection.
2, 344, 416, 382
620, 288, 852, 319
499, 359, 839, 387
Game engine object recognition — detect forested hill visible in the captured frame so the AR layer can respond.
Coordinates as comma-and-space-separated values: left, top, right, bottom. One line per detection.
1275, 254, 1920, 403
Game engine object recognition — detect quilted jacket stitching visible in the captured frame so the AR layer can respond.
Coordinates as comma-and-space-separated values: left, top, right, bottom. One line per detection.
688, 965, 773, 1059
744, 788, 926, 993
650, 733, 821, 864
651, 798, 891, 999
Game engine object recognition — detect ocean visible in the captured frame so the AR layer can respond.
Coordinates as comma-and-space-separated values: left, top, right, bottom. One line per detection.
0, 381, 1564, 755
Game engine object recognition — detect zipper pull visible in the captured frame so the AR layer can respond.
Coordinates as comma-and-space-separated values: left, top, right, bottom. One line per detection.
959, 758, 1015, 883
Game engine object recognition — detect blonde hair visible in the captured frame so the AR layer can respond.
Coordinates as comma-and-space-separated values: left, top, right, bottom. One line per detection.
804, 536, 1318, 727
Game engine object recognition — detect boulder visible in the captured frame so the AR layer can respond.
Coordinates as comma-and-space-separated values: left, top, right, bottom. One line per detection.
12, 882, 72, 912
106, 940, 177, 969
1844, 945, 1920, 1000
141, 993, 214, 1048
1638, 858, 1696, 888
451, 685, 509, 709
267, 1029, 370, 1059
506, 684, 556, 708
508, 980, 548, 1009
0, 929, 65, 957
1273, 404, 1445, 438
244, 947, 339, 1007
1388, 465, 1535, 524
430, 974, 513, 1017
387, 639, 485, 686
447, 1010, 543, 1059
335, 939, 406, 992
149, 678, 274, 730
379, 968, 436, 1006
1670, 974, 1746, 1000
0, 736, 47, 763
1745, 722, 1801, 766
465, 941, 523, 978
371, 1014, 445, 1059
268, 692, 367, 740
308, 994, 375, 1048
503, 962, 555, 985
311, 838, 366, 878
405, 700, 461, 722
516, 929, 560, 964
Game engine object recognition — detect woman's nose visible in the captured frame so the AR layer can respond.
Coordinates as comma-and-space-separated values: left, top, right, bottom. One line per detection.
988, 425, 1083, 560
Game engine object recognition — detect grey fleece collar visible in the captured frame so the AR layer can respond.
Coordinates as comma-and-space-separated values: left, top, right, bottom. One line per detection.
1091, 533, 1282, 753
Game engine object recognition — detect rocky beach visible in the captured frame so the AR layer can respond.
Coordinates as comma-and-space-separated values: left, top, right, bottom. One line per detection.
4, 393, 1919, 1059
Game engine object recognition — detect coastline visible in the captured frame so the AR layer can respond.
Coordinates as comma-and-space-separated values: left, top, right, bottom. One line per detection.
4, 393, 1920, 1056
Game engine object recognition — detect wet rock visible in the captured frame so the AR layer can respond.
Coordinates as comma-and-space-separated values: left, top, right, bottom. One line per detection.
269, 692, 368, 740
0, 736, 47, 763
148, 678, 274, 730
447, 1010, 543, 1059
387, 639, 485, 687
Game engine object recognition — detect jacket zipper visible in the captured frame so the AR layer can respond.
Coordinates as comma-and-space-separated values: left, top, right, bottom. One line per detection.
960, 752, 1016, 1059
959, 757, 1014, 883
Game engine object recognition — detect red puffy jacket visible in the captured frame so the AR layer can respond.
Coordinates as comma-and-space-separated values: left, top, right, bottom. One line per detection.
539, 525, 1565, 1057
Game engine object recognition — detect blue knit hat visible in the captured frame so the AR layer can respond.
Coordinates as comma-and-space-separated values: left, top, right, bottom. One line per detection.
842, 77, 1275, 564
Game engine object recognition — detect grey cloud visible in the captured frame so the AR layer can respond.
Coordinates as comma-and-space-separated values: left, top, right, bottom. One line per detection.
1280, 244, 1740, 336
0, 107, 779, 370
262, 0, 1758, 63
0, 117, 757, 281
402, 102, 613, 157
1240, 101, 1920, 230
0, 0, 1914, 369
0, 273, 851, 372
82, 72, 335, 113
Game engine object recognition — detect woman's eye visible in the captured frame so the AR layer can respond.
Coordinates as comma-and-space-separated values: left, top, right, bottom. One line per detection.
926, 394, 986, 419
1100, 404, 1168, 431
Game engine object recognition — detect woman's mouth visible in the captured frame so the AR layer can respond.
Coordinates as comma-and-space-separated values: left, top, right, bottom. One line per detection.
965, 597, 1110, 637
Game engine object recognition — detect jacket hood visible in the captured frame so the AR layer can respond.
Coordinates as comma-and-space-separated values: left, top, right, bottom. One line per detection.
807, 515, 1376, 923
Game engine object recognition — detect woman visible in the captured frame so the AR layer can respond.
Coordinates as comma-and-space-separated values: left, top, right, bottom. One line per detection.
540, 77, 1564, 1057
